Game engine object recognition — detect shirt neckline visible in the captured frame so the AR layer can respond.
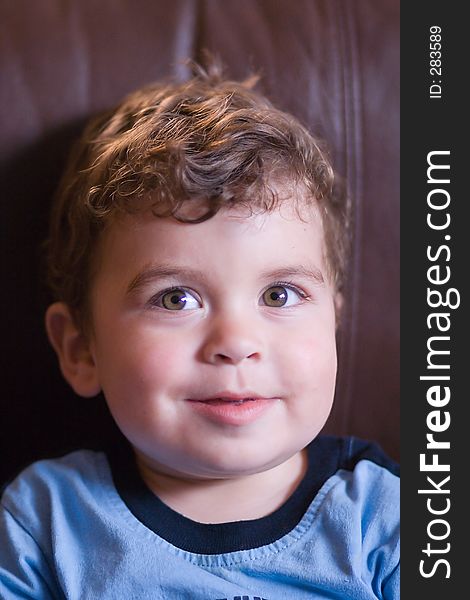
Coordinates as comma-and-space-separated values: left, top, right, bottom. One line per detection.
106, 435, 344, 555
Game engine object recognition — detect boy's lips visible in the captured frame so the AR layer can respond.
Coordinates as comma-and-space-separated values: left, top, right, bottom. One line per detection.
189, 391, 268, 402
186, 392, 278, 426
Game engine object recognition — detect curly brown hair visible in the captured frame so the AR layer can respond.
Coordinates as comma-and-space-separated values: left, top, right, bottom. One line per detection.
45, 61, 350, 331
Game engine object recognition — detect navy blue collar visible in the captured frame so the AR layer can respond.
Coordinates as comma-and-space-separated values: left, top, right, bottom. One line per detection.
107, 435, 350, 554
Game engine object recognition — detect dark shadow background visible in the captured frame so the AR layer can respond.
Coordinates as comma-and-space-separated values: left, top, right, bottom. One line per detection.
0, 0, 399, 486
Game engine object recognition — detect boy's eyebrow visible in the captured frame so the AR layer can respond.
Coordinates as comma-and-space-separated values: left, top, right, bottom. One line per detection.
126, 264, 325, 295
126, 265, 209, 295
260, 266, 325, 285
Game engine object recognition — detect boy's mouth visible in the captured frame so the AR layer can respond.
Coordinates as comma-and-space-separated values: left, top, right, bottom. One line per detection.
186, 392, 277, 426
194, 397, 258, 405
188, 391, 269, 404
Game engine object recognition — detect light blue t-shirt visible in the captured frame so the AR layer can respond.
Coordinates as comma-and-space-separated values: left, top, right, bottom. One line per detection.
0, 436, 399, 599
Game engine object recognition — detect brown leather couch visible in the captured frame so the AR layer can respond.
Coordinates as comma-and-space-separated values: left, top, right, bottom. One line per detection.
0, 0, 399, 486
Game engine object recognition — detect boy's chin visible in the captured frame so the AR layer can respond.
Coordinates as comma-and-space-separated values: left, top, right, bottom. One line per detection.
136, 438, 309, 482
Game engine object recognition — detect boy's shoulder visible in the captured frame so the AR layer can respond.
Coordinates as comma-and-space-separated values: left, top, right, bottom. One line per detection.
1, 449, 109, 523
310, 433, 399, 499
304, 436, 399, 567
307, 434, 399, 498
310, 434, 399, 476
2, 447, 105, 486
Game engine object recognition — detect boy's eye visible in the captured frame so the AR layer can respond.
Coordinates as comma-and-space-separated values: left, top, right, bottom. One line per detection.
261, 285, 303, 307
155, 288, 201, 311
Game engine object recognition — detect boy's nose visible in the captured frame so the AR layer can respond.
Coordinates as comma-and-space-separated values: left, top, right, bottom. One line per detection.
200, 316, 263, 365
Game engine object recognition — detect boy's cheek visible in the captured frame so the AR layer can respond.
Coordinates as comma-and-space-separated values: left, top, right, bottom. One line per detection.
94, 328, 184, 391
279, 333, 337, 399
120, 344, 186, 387
280, 327, 337, 372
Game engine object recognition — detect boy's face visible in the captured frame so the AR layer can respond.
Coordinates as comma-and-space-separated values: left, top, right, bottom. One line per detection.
87, 198, 338, 479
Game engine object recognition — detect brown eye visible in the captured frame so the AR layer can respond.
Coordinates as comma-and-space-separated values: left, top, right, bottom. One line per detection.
159, 289, 200, 311
261, 285, 304, 307
262, 286, 288, 307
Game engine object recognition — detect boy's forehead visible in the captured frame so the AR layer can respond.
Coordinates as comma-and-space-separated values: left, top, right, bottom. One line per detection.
98, 200, 326, 278
111, 199, 324, 243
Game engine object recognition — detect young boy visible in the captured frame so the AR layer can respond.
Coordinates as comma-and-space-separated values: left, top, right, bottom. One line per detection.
0, 64, 399, 599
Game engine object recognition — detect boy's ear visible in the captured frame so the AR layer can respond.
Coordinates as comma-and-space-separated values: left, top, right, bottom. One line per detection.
45, 302, 101, 398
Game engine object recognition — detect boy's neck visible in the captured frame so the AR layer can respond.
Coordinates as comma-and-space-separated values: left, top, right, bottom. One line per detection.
135, 449, 308, 524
